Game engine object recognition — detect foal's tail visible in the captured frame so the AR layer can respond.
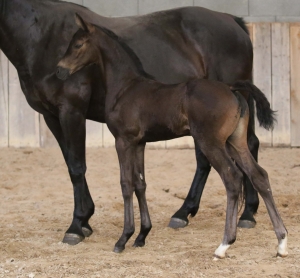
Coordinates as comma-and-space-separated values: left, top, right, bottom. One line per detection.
231, 80, 276, 130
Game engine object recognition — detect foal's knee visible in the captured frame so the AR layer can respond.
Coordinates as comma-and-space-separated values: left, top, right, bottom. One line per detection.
120, 180, 134, 200
134, 172, 147, 194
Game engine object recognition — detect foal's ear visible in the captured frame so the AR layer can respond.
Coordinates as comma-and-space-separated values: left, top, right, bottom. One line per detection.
75, 13, 95, 33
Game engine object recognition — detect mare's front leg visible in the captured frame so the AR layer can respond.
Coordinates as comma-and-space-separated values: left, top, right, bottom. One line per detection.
169, 142, 211, 228
114, 138, 136, 253
45, 109, 94, 245
238, 120, 260, 228
43, 113, 95, 241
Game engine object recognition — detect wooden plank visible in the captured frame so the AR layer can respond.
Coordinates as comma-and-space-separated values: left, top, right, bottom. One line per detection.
290, 23, 300, 146
8, 62, 40, 147
166, 136, 194, 149
246, 23, 253, 42
252, 23, 272, 146
103, 124, 115, 147
86, 120, 102, 147
147, 141, 166, 149
271, 23, 291, 146
40, 118, 103, 148
39, 115, 58, 148
0, 51, 9, 147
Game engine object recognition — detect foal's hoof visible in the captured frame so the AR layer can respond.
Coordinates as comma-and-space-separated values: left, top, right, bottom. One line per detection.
237, 220, 256, 229
62, 233, 84, 245
276, 252, 288, 258
113, 246, 125, 253
213, 254, 224, 261
168, 217, 188, 229
82, 227, 93, 237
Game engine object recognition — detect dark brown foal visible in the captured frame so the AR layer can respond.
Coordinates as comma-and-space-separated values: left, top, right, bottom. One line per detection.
56, 14, 287, 258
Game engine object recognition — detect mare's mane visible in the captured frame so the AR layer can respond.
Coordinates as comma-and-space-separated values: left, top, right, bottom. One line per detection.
0, 0, 88, 16
96, 25, 154, 80
0, 0, 7, 15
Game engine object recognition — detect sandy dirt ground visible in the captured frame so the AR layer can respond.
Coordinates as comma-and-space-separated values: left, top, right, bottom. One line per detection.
0, 147, 300, 277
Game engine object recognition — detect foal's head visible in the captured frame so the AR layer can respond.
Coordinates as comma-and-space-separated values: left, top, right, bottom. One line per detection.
56, 14, 98, 80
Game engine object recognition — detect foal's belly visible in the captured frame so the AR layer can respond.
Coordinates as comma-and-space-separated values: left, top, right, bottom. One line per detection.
141, 125, 190, 143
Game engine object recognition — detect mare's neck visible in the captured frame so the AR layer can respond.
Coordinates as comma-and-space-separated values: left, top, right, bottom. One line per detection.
94, 28, 144, 97
0, 0, 109, 76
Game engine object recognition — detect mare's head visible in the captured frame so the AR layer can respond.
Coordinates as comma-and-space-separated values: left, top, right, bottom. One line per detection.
56, 14, 98, 80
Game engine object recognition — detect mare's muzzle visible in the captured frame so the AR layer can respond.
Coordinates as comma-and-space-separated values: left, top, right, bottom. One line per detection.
56, 66, 70, 81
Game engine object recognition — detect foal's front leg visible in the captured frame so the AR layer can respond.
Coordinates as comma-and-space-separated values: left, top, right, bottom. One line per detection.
132, 143, 152, 248
114, 138, 136, 253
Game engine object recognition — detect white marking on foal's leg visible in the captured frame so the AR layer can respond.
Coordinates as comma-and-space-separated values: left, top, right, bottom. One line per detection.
213, 243, 230, 260
139, 173, 144, 181
277, 235, 288, 257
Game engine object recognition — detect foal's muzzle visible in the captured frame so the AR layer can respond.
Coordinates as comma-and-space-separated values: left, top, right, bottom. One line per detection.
56, 66, 70, 81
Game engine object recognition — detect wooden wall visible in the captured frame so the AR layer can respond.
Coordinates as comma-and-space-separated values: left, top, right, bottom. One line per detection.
0, 22, 299, 148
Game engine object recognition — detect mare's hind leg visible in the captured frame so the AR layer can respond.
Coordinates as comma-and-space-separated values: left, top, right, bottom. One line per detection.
43, 113, 95, 244
169, 141, 211, 228
238, 118, 260, 228
195, 140, 243, 259
132, 143, 152, 247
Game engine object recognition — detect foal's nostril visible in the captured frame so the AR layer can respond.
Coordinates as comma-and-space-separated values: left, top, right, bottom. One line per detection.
56, 66, 70, 80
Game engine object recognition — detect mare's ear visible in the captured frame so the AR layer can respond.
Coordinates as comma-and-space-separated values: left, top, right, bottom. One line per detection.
75, 13, 95, 33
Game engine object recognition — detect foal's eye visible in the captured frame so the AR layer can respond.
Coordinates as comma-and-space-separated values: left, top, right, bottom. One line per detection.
74, 43, 83, 49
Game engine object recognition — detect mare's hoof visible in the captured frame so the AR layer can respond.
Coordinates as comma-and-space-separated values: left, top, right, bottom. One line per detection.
82, 227, 93, 237
113, 246, 125, 253
237, 220, 256, 229
168, 217, 188, 229
62, 233, 84, 245
133, 241, 145, 248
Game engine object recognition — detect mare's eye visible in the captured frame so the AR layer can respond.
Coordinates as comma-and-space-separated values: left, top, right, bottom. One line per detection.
74, 43, 83, 49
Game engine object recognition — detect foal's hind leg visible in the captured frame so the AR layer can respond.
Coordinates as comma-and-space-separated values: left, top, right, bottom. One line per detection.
227, 120, 288, 257
227, 142, 288, 257
132, 143, 152, 248
195, 141, 244, 259
169, 141, 211, 229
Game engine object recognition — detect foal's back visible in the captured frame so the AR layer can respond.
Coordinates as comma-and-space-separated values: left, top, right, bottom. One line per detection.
107, 79, 190, 142
107, 78, 241, 144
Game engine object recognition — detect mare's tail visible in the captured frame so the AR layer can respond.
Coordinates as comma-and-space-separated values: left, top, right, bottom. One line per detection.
231, 80, 276, 130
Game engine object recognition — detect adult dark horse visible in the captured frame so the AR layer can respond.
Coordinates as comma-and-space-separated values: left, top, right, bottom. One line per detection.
56, 15, 287, 258
0, 0, 257, 244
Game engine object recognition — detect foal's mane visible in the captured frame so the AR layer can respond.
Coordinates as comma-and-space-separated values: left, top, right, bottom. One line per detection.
96, 25, 154, 80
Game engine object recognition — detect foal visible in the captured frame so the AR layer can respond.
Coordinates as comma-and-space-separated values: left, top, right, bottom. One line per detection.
57, 14, 287, 258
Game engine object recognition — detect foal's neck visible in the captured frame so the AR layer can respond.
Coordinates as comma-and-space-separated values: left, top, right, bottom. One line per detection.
94, 27, 149, 96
